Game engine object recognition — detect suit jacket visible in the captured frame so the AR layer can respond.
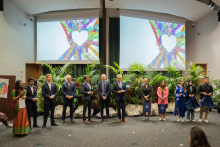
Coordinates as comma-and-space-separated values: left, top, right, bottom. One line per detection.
80, 82, 92, 101
62, 81, 76, 100
24, 85, 37, 106
42, 82, 58, 104
186, 85, 196, 102
112, 81, 127, 101
98, 81, 111, 100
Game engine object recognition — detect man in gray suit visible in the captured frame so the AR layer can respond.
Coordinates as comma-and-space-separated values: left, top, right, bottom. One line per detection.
61, 75, 76, 124
42, 74, 58, 128
98, 74, 111, 122
112, 74, 127, 123
81, 75, 94, 124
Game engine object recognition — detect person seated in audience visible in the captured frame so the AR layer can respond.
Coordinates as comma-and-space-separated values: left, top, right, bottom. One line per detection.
0, 112, 13, 128
189, 126, 211, 147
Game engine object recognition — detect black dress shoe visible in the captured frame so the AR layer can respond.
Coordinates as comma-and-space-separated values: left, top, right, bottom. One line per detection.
106, 118, 109, 122
51, 123, 58, 126
42, 125, 46, 128
100, 118, 103, 122
33, 124, 39, 128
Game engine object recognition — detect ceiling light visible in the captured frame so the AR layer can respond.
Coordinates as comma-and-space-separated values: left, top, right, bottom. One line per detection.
211, 3, 215, 9
208, 1, 212, 7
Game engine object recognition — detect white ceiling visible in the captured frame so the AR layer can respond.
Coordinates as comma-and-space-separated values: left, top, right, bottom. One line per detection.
8, 0, 219, 22
8, 0, 101, 14
105, 0, 217, 22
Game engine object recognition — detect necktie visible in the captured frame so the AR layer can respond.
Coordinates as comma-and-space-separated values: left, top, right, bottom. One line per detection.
68, 83, 70, 88
103, 82, 105, 94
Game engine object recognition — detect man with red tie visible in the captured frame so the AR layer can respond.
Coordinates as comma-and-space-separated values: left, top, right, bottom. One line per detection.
61, 75, 76, 124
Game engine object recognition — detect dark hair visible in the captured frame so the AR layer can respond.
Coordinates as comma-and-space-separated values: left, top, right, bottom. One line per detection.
14, 80, 23, 97
160, 81, 166, 92
190, 126, 211, 147
28, 77, 35, 82
204, 77, 209, 80
187, 79, 193, 86
84, 75, 89, 80
180, 79, 186, 93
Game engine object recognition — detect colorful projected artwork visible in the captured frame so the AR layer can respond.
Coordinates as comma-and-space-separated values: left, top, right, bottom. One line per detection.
58, 19, 99, 60
148, 20, 185, 68
0, 78, 9, 98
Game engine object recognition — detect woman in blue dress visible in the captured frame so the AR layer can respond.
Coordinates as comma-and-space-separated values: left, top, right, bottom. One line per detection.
174, 79, 187, 122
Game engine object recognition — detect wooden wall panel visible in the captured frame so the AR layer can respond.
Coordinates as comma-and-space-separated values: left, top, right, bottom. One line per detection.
25, 63, 41, 83
0, 75, 16, 120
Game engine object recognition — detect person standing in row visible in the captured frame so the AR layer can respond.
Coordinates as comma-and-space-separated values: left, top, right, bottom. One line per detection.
157, 81, 169, 121
174, 79, 187, 122
113, 74, 127, 123
141, 78, 153, 121
42, 74, 58, 128
81, 75, 94, 124
98, 74, 111, 122
24, 77, 39, 130
198, 77, 214, 123
12, 80, 30, 135
61, 75, 76, 124
185, 79, 199, 122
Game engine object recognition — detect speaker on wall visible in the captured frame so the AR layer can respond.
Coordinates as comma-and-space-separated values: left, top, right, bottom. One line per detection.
0, 0, 4, 11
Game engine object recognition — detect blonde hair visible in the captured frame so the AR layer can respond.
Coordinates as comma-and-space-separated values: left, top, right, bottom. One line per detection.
46, 74, 52, 78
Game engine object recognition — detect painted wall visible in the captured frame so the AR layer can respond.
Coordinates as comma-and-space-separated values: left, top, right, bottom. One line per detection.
0, 0, 35, 82
185, 9, 220, 79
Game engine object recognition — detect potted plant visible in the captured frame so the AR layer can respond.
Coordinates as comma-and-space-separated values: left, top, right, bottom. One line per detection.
210, 78, 220, 113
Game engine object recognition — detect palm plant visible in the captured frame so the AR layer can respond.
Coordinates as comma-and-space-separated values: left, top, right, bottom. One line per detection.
37, 61, 74, 112
186, 61, 205, 89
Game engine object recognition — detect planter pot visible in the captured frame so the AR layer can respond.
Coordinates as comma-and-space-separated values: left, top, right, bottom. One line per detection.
217, 108, 220, 113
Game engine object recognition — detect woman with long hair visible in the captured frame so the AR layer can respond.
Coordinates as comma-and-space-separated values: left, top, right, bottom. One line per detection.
157, 81, 169, 121
186, 79, 199, 122
174, 79, 187, 122
12, 80, 30, 135
189, 126, 211, 147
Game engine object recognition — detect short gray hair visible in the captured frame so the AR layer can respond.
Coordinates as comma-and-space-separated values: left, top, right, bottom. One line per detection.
117, 74, 122, 77
66, 75, 72, 80
101, 74, 106, 77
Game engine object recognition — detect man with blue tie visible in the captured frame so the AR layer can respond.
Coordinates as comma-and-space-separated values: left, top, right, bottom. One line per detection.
112, 74, 128, 123
81, 75, 94, 124
98, 74, 111, 122
61, 75, 76, 124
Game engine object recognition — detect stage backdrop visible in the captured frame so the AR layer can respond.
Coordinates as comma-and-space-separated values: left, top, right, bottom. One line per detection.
120, 15, 185, 70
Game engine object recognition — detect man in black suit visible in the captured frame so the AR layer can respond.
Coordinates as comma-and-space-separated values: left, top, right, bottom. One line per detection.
98, 74, 111, 122
61, 75, 76, 124
24, 77, 38, 130
42, 74, 58, 128
81, 75, 94, 124
112, 74, 127, 123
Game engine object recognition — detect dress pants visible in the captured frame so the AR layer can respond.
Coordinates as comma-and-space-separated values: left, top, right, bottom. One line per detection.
83, 100, 92, 120
142, 98, 151, 117
43, 102, 55, 125
200, 106, 209, 120
100, 99, 109, 118
26, 102, 38, 127
116, 97, 125, 119
62, 98, 74, 120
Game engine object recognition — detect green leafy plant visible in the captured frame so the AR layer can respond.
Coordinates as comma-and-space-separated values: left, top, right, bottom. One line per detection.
210, 78, 220, 109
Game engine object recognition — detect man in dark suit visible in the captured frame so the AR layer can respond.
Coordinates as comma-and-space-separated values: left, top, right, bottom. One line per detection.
24, 77, 38, 130
112, 74, 127, 123
98, 74, 111, 122
81, 75, 94, 124
42, 74, 58, 128
61, 75, 76, 124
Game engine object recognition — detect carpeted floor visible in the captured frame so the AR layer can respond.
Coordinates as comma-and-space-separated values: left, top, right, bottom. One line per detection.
0, 110, 220, 147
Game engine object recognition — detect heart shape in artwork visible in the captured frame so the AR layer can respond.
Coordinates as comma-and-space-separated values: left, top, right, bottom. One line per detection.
72, 31, 88, 46
161, 35, 177, 52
